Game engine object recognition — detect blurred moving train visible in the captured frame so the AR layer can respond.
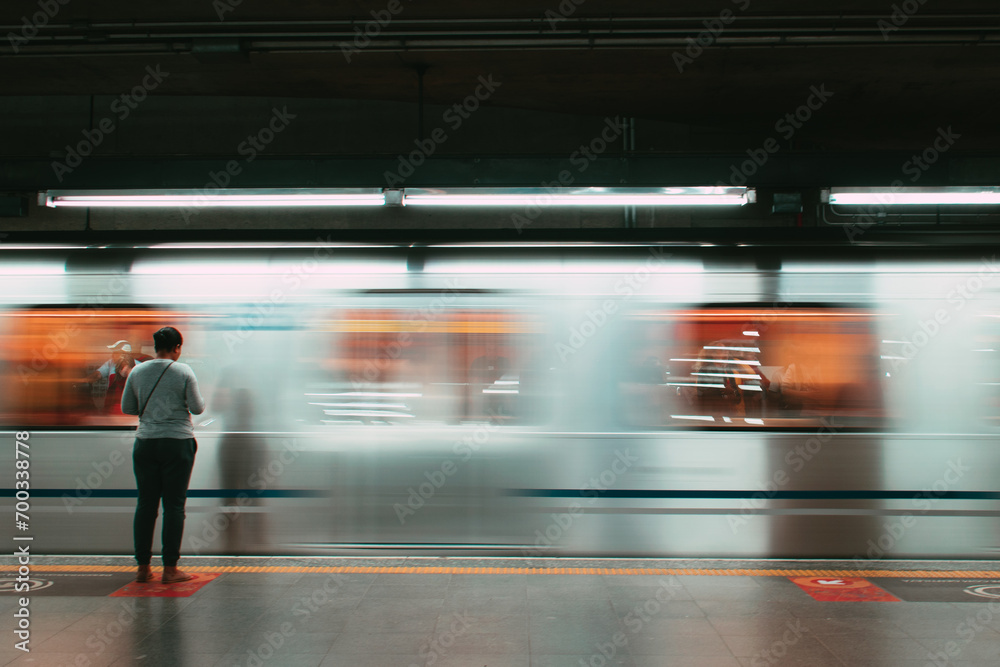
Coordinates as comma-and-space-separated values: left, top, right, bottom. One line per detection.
2, 241, 1000, 559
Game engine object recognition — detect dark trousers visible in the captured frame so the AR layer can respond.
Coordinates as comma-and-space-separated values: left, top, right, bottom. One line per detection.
132, 437, 197, 567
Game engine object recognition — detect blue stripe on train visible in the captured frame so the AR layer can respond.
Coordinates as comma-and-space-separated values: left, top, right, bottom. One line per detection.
503, 489, 1000, 500
6, 489, 1000, 500
1, 489, 328, 498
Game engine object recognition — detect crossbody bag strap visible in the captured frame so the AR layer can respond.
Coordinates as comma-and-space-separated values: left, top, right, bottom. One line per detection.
138, 361, 175, 418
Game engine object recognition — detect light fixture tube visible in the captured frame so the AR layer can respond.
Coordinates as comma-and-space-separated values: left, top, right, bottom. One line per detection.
41, 186, 757, 209
827, 187, 1000, 206
42, 189, 386, 208
402, 187, 755, 207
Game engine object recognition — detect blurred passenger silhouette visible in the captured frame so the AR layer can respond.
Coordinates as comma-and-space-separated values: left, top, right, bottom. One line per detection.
214, 367, 266, 554
88, 340, 149, 412
686, 339, 764, 419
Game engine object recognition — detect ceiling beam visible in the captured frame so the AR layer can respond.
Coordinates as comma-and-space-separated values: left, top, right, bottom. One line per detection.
3, 154, 999, 191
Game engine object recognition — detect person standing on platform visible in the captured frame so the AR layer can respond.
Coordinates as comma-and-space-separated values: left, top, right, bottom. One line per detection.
121, 327, 206, 584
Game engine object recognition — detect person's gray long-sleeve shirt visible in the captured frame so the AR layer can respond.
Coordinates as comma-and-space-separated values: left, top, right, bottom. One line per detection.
121, 359, 206, 439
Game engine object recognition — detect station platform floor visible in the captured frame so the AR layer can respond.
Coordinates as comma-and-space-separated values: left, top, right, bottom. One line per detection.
3, 557, 1000, 667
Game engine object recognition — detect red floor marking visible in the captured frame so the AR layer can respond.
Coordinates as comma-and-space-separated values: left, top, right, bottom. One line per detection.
110, 572, 220, 598
790, 576, 901, 602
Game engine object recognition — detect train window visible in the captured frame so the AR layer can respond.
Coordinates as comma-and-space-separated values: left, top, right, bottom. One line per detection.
307, 308, 543, 425
621, 307, 885, 429
0, 308, 190, 427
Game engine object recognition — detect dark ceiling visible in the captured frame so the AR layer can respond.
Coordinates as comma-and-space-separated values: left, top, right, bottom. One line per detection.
3, 0, 999, 152
2, 0, 1000, 241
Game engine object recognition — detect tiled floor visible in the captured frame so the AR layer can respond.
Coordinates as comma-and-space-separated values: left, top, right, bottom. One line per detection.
2, 559, 1000, 666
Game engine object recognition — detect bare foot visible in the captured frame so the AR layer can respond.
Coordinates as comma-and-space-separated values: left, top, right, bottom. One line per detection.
161, 567, 194, 584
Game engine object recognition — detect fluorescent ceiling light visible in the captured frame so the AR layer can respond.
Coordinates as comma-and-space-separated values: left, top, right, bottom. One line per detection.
148, 242, 386, 250
42, 189, 386, 208
40, 186, 756, 209
402, 187, 755, 207
131, 258, 406, 275
421, 258, 703, 274
0, 245, 89, 250
827, 187, 1000, 206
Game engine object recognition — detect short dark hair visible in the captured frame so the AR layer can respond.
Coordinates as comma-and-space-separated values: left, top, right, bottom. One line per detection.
153, 326, 183, 352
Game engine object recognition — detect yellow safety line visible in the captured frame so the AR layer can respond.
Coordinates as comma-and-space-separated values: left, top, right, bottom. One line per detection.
3, 564, 1000, 577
